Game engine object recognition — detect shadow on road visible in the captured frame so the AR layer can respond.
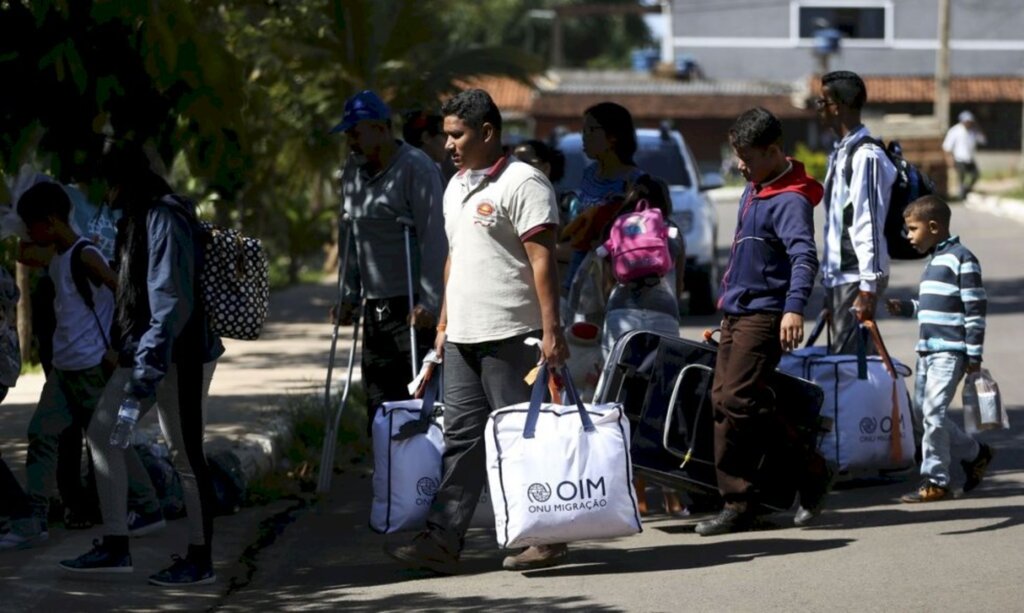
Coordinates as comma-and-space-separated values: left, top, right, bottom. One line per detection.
521, 537, 854, 578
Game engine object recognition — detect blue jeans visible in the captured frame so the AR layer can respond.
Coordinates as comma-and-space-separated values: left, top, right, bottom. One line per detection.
602, 308, 679, 359
915, 352, 980, 488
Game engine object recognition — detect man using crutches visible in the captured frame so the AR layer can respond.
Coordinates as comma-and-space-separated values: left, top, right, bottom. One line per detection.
330, 90, 447, 434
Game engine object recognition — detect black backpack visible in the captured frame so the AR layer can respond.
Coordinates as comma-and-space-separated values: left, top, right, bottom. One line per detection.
843, 137, 935, 260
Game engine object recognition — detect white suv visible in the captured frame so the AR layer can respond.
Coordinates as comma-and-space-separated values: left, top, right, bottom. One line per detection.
556, 127, 722, 314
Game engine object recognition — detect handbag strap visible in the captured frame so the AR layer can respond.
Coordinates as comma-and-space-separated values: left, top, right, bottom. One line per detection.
523, 364, 596, 439
391, 371, 439, 441
804, 310, 830, 348
862, 320, 904, 463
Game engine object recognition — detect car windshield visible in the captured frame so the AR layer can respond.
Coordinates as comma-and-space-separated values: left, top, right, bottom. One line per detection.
557, 134, 693, 192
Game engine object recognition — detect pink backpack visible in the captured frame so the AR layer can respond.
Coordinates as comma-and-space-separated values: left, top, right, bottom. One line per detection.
600, 199, 672, 283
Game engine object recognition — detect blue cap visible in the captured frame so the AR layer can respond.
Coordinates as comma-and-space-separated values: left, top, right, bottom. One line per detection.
330, 90, 391, 134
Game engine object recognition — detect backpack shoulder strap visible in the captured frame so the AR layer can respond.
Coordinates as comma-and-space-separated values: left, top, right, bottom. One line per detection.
842, 135, 885, 187
69, 239, 96, 310
69, 239, 111, 349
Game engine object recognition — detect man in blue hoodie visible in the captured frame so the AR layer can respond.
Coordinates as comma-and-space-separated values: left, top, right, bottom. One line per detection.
697, 108, 833, 536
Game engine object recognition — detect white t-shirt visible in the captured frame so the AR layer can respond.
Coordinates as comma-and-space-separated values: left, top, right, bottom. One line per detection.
49, 239, 115, 371
443, 157, 559, 344
942, 123, 986, 163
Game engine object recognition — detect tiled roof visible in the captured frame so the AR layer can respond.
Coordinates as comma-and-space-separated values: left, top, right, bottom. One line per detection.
531, 93, 810, 120
455, 76, 536, 113
543, 70, 798, 96
860, 76, 1024, 103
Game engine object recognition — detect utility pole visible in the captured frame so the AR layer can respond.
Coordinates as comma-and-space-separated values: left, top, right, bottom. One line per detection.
935, 0, 951, 131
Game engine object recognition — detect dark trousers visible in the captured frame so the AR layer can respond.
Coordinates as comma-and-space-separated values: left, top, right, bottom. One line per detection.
362, 297, 433, 433
711, 313, 826, 510
954, 161, 979, 199
427, 331, 538, 552
0, 456, 31, 519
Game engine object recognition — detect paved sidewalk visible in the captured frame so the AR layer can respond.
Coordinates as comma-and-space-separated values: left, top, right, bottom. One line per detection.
0, 281, 349, 610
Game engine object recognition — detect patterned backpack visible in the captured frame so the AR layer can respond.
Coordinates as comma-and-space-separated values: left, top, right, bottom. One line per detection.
599, 199, 672, 283
200, 221, 270, 340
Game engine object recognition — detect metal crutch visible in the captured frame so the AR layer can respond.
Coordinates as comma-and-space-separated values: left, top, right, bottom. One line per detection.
396, 216, 419, 381
318, 214, 360, 494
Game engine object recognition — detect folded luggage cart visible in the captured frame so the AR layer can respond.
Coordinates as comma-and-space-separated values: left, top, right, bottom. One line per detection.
594, 330, 829, 512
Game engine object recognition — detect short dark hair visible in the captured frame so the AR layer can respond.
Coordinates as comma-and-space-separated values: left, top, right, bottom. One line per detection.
17, 182, 71, 225
904, 195, 951, 227
441, 89, 502, 133
729, 107, 783, 149
402, 110, 443, 147
822, 70, 867, 110
584, 102, 637, 166
513, 139, 566, 183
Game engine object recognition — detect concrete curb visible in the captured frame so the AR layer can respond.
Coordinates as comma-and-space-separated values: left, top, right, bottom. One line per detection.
965, 192, 1024, 225
137, 414, 294, 486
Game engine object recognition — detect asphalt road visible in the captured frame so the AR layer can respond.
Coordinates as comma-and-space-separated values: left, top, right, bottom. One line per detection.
216, 190, 1024, 612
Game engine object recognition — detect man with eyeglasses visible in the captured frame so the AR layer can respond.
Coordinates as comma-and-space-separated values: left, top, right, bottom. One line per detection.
816, 71, 897, 353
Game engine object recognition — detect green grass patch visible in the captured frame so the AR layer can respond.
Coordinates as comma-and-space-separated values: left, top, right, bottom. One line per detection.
246, 385, 371, 505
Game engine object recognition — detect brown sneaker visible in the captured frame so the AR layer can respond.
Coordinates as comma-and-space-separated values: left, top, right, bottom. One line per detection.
384, 531, 460, 575
502, 543, 569, 571
900, 481, 949, 503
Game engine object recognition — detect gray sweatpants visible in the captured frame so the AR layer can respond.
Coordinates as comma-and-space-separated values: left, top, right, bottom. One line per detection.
87, 363, 216, 545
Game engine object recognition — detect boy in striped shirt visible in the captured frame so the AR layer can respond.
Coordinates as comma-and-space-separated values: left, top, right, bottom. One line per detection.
887, 195, 993, 503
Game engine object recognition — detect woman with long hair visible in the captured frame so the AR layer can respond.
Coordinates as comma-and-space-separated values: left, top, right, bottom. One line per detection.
60, 144, 224, 586
561, 102, 645, 320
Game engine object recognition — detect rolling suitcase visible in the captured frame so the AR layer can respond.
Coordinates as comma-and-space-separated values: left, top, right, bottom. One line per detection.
594, 330, 827, 512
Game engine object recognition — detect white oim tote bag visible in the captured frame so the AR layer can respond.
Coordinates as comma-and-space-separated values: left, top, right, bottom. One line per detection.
485, 365, 642, 548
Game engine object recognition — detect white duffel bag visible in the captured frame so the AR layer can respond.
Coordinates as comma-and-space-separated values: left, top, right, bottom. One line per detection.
370, 376, 444, 533
778, 320, 914, 473
485, 365, 642, 549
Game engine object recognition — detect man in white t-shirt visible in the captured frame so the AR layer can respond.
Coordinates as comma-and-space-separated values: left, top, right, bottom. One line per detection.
385, 89, 568, 575
943, 110, 986, 201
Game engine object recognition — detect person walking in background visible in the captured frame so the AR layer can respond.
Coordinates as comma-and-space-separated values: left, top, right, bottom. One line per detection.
333, 91, 447, 428
943, 111, 986, 201
1, 182, 163, 552
886, 195, 993, 503
60, 144, 224, 586
817, 70, 897, 353
696, 108, 832, 536
385, 88, 568, 574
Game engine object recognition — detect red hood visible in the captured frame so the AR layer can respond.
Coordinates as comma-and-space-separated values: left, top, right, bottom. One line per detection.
755, 158, 823, 206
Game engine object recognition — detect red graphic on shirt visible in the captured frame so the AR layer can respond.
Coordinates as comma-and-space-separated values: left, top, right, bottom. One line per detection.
473, 201, 497, 227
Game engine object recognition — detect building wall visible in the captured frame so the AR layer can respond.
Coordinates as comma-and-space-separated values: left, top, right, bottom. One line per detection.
672, 0, 1024, 80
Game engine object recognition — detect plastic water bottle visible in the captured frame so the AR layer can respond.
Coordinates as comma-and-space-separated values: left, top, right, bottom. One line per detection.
109, 397, 141, 449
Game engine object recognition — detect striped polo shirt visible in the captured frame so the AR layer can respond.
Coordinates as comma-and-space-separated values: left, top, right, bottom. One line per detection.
908, 235, 987, 359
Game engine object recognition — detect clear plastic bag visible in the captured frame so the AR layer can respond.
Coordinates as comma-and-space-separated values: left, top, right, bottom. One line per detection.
963, 369, 1009, 434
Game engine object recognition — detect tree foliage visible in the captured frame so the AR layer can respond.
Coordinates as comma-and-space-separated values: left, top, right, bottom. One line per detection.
0, 1, 647, 285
